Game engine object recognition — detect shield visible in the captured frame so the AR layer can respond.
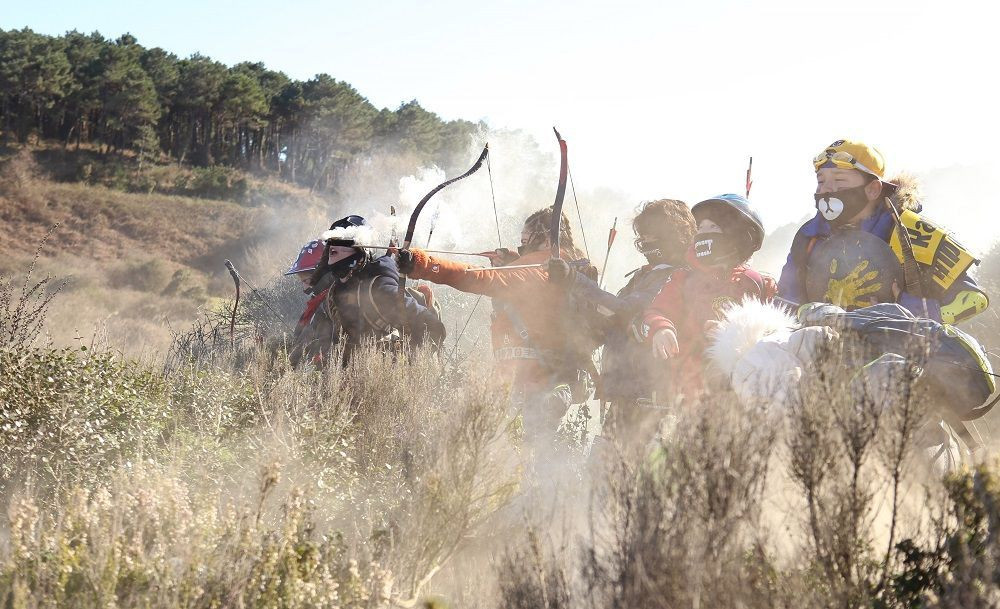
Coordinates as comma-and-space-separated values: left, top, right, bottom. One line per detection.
805, 229, 903, 309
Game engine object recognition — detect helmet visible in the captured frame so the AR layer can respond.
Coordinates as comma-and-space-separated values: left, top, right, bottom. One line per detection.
322, 215, 368, 245
285, 240, 325, 276
319, 215, 372, 279
691, 194, 765, 253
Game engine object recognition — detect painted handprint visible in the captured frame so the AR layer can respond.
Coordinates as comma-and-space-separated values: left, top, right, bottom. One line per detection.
823, 258, 883, 309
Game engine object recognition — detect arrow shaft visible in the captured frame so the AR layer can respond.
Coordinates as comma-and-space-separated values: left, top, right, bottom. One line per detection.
463, 260, 592, 273
358, 244, 492, 257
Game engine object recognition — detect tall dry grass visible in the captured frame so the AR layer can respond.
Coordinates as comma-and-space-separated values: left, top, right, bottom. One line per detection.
494, 339, 1000, 609
5, 255, 1000, 607
1, 281, 521, 607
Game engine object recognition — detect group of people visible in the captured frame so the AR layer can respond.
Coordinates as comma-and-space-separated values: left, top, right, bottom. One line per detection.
280, 138, 995, 466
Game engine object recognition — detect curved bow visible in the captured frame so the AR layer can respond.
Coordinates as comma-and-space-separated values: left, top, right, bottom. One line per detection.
402, 144, 490, 250
398, 144, 490, 341
550, 127, 569, 260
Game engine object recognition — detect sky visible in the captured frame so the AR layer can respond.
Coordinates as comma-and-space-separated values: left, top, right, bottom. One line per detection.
4, 0, 999, 253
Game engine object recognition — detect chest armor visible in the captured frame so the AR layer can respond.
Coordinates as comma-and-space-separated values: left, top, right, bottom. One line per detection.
328, 277, 394, 341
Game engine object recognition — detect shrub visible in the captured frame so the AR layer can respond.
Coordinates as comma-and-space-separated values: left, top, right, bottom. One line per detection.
1, 339, 520, 606
108, 258, 173, 293
175, 165, 249, 202
161, 268, 208, 302
0, 346, 167, 492
0, 232, 62, 352
0, 465, 393, 609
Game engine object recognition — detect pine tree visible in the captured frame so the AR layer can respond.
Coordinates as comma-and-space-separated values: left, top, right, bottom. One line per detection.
94, 34, 161, 154
0, 28, 73, 143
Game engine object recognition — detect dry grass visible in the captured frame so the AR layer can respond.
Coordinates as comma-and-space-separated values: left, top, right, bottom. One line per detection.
494, 351, 1000, 609
1, 338, 520, 607
5, 269, 1000, 607
0, 145, 331, 277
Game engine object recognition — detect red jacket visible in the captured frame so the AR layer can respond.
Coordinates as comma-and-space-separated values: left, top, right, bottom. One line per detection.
642, 254, 777, 398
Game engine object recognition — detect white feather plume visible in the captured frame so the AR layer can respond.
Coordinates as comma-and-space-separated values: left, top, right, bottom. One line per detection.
707, 298, 797, 378
320, 225, 379, 245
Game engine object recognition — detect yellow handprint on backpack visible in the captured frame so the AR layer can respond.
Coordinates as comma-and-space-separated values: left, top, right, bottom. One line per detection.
824, 259, 883, 309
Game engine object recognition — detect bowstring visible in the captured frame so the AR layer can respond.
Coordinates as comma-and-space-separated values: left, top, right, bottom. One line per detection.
486, 153, 503, 248
448, 149, 504, 365
568, 167, 591, 260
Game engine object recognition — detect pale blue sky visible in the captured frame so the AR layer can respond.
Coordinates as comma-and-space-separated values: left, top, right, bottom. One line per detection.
4, 0, 998, 252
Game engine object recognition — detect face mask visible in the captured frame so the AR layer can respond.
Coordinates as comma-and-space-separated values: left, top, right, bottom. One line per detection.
634, 237, 664, 263
326, 245, 363, 277
814, 184, 871, 228
518, 232, 547, 256
692, 232, 741, 266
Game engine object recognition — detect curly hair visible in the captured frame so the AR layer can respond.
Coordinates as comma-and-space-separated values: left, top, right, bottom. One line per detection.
632, 199, 697, 265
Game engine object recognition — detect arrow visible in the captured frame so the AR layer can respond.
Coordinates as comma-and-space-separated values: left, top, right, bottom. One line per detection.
598, 217, 618, 289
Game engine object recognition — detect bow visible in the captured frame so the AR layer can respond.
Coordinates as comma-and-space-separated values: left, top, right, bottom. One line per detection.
550, 127, 569, 260
401, 145, 490, 251
225, 259, 241, 348
466, 128, 570, 273
399, 144, 491, 335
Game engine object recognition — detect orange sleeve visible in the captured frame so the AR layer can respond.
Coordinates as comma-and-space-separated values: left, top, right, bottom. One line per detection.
407, 248, 547, 298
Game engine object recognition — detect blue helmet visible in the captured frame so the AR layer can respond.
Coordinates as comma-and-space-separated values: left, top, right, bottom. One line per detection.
691, 194, 765, 254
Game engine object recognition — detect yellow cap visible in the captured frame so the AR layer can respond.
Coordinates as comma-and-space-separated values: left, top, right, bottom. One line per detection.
813, 139, 886, 179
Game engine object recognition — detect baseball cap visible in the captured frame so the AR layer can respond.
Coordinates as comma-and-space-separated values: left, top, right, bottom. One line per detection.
813, 139, 886, 179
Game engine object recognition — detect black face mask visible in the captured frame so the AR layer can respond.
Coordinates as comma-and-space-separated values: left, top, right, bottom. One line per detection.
814, 184, 871, 228
518, 232, 547, 257
692, 232, 742, 266
635, 237, 665, 263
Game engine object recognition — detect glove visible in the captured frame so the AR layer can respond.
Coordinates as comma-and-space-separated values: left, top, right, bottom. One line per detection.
546, 257, 575, 285
426, 317, 447, 347
397, 249, 416, 274
482, 247, 519, 267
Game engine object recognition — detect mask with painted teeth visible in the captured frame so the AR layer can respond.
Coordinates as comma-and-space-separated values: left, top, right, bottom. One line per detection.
692, 232, 740, 265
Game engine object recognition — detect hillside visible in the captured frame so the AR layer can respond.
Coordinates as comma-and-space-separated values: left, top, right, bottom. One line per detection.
0, 144, 336, 353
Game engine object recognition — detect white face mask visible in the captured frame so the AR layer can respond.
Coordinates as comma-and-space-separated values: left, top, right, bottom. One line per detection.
816, 196, 845, 222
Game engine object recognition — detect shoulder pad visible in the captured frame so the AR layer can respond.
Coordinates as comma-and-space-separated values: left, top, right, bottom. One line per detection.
888, 209, 978, 291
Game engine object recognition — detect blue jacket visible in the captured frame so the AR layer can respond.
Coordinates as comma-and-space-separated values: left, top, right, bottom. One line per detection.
293, 255, 440, 366
331, 255, 440, 344
777, 209, 984, 322
566, 263, 677, 403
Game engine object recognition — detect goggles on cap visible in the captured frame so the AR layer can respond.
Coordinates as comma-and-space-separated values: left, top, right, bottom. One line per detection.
813, 150, 879, 177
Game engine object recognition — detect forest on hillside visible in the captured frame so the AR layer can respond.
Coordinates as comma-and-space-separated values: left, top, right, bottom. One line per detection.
0, 27, 480, 193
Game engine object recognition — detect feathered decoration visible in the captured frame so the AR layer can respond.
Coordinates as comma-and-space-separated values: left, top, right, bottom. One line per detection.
320, 224, 379, 244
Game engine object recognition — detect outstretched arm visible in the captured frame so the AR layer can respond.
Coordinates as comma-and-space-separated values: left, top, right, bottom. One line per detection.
404, 248, 548, 298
